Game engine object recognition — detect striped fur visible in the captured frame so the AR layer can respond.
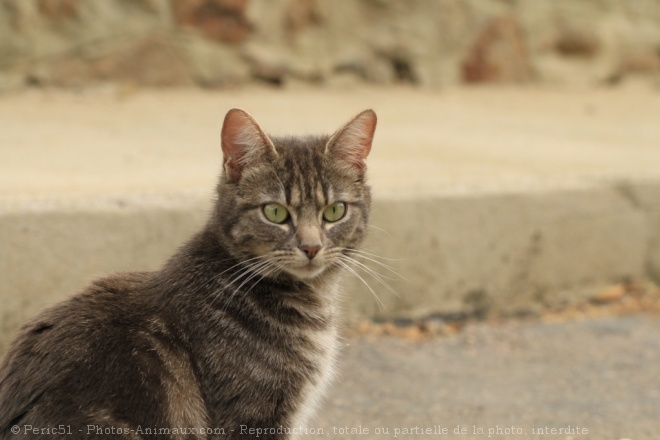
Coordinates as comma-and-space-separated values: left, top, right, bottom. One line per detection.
0, 109, 376, 439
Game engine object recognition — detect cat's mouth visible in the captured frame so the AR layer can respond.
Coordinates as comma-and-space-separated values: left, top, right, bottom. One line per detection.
286, 261, 327, 279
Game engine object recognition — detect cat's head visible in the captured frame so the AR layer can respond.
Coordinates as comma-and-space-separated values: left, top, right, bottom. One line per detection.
214, 108, 376, 281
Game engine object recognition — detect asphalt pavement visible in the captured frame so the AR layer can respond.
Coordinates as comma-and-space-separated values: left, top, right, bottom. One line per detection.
309, 315, 660, 440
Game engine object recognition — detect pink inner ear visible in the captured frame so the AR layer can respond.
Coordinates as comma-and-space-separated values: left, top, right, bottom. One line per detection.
221, 109, 274, 181
355, 110, 377, 158
327, 109, 377, 170
221, 109, 251, 166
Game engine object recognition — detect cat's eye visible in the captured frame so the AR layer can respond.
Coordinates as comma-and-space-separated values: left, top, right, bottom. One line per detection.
263, 203, 289, 224
323, 202, 346, 222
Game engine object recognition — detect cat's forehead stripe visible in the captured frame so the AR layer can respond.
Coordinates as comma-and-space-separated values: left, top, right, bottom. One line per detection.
315, 181, 326, 207
268, 137, 364, 209
282, 147, 319, 208
289, 185, 301, 207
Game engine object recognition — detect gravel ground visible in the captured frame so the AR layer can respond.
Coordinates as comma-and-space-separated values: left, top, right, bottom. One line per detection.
306, 315, 660, 440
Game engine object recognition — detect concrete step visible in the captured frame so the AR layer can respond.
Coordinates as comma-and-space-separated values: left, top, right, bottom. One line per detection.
1, 86, 660, 353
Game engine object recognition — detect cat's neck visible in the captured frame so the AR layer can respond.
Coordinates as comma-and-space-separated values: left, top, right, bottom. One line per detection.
153, 227, 341, 330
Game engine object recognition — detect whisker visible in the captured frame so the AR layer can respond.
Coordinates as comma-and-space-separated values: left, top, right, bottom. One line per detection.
368, 224, 392, 237
345, 251, 409, 282
346, 251, 400, 271
336, 260, 386, 311
341, 255, 398, 280
244, 264, 280, 297
348, 248, 405, 262
211, 259, 272, 309
340, 256, 400, 298
199, 255, 266, 295
230, 260, 276, 298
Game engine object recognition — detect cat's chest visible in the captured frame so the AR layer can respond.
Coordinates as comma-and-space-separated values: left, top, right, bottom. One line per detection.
303, 323, 339, 382
286, 288, 341, 431
289, 324, 339, 432
200, 282, 341, 431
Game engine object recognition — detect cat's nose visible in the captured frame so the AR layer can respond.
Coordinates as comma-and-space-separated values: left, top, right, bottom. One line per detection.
299, 244, 321, 260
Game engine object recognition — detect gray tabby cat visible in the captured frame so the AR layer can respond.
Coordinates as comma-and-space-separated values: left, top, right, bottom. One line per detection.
0, 108, 377, 439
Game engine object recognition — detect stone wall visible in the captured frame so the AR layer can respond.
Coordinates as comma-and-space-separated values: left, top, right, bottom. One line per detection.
1, 0, 659, 91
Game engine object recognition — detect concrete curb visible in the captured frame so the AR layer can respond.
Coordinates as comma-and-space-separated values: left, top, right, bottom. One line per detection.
2, 179, 659, 354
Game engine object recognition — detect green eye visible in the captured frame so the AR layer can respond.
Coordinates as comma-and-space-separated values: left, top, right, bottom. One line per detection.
323, 202, 346, 222
263, 203, 289, 224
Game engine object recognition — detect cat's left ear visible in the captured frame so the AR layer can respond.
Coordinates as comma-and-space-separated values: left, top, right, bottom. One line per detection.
221, 108, 277, 182
325, 109, 377, 171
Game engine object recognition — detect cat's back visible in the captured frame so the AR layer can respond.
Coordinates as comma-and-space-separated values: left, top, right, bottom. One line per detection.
0, 271, 204, 438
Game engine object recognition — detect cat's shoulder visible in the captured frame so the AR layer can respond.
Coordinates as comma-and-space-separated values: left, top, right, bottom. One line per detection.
0, 271, 177, 434
31, 271, 155, 327
85, 270, 155, 296
4, 271, 156, 360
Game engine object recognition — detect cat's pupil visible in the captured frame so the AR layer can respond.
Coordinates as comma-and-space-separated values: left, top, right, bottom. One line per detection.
323, 202, 345, 222
264, 203, 289, 224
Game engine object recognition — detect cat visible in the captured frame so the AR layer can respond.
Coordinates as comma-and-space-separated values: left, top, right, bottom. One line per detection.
0, 108, 377, 439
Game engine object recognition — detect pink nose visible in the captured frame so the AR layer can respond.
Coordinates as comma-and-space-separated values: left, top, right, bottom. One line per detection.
299, 244, 321, 260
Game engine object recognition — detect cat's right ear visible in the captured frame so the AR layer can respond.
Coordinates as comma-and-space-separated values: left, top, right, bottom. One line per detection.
221, 109, 277, 182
